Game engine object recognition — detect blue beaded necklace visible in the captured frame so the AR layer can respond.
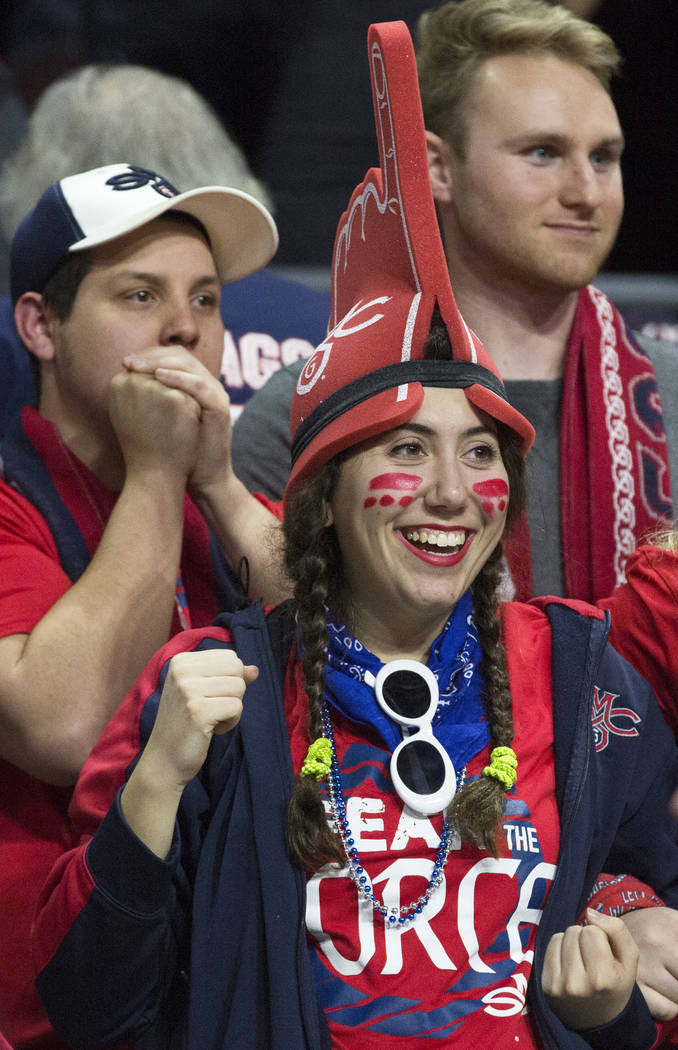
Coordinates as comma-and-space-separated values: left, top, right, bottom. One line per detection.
321, 701, 466, 928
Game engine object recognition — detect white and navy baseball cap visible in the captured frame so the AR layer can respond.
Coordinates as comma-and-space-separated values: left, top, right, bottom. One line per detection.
10, 162, 279, 302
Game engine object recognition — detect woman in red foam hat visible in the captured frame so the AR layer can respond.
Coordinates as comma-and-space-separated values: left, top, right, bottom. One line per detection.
31, 20, 678, 1050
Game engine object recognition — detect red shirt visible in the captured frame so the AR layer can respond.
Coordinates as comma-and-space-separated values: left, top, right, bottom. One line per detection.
286, 615, 560, 1048
0, 407, 219, 638
601, 544, 678, 740
0, 407, 220, 1050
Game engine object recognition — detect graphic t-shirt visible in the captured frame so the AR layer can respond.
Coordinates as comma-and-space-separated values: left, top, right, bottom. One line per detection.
286, 656, 559, 1047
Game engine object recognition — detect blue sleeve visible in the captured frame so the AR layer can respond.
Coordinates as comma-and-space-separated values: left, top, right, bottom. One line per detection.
36, 790, 189, 1047
576, 984, 658, 1050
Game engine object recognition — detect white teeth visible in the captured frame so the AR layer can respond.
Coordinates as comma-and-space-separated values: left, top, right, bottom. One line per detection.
404, 528, 466, 549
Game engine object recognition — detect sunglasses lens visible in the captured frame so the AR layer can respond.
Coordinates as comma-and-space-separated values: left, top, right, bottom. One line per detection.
381, 669, 432, 719
395, 739, 446, 795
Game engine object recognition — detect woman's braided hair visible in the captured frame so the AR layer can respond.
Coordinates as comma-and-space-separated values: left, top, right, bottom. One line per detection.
285, 312, 526, 870
284, 458, 346, 871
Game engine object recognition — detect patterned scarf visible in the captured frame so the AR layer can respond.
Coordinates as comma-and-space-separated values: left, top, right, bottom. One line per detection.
504, 286, 672, 603
322, 590, 489, 771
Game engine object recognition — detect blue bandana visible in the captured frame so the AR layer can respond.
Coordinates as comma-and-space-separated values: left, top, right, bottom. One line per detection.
323, 590, 490, 772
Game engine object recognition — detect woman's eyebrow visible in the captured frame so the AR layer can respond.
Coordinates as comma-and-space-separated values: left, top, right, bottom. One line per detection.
388, 422, 434, 437
388, 422, 496, 439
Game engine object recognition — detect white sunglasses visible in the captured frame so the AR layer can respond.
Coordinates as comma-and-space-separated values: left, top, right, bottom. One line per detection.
364, 659, 457, 816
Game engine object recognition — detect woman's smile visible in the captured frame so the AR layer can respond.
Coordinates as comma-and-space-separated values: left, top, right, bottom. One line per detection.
397, 524, 475, 564
328, 387, 510, 659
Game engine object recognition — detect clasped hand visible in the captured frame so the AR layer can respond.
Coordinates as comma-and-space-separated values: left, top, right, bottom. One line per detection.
543, 908, 639, 1032
111, 347, 232, 490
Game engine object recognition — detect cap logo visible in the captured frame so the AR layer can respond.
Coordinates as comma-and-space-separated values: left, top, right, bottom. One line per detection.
296, 296, 392, 396
104, 164, 179, 198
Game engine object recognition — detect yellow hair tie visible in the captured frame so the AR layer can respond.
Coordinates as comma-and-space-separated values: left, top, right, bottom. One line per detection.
483, 745, 518, 790
300, 738, 332, 781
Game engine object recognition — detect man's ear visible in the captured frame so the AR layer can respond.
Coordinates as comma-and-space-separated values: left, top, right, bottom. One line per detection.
324, 500, 334, 528
14, 293, 58, 363
426, 131, 454, 205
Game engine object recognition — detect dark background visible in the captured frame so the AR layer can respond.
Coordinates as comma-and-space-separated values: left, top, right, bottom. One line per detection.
1, 0, 676, 273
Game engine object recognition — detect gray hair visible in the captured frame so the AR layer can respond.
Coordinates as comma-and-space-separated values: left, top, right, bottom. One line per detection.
0, 63, 272, 239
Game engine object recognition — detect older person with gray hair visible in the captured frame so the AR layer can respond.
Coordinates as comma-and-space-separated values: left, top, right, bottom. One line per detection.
0, 63, 270, 235
0, 63, 329, 427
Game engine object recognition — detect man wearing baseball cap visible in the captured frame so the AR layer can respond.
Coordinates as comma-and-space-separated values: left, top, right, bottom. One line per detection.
0, 162, 284, 1050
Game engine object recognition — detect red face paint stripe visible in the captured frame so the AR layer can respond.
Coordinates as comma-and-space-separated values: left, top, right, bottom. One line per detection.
472, 479, 509, 498
369, 473, 422, 491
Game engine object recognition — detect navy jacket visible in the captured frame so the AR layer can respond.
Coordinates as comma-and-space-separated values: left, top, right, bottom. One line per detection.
36, 601, 678, 1050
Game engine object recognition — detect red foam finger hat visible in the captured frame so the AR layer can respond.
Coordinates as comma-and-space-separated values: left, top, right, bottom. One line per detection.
286, 20, 534, 499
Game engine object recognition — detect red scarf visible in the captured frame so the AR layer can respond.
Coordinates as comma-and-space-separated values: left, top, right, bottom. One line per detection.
505, 286, 672, 604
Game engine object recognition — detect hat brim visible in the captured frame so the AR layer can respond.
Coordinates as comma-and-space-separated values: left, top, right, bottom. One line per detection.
285, 377, 534, 507
68, 185, 279, 284
465, 385, 535, 453
285, 384, 425, 503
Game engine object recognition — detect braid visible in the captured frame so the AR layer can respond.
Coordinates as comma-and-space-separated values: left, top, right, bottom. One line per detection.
448, 543, 514, 856
473, 544, 514, 749
284, 463, 345, 872
283, 313, 525, 868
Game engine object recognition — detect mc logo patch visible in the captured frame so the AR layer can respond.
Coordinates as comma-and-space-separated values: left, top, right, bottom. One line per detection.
591, 686, 641, 752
